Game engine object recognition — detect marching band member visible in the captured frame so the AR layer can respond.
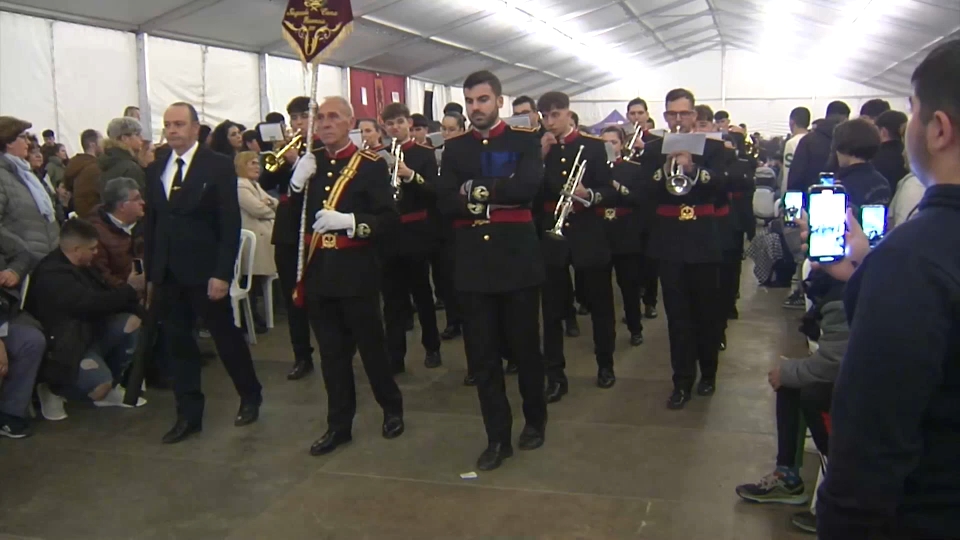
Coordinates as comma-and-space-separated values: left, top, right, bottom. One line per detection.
379, 102, 442, 373
436, 112, 466, 342
437, 70, 546, 471
288, 96, 404, 456
357, 118, 384, 150
625, 97, 660, 319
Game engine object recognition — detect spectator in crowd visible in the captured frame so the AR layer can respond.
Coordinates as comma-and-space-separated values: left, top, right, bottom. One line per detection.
198, 124, 213, 147
26, 142, 45, 180
123, 106, 140, 121
138, 139, 156, 169
41, 129, 55, 145
814, 39, 960, 540
781, 107, 811, 193
87, 177, 145, 289
788, 101, 851, 191
0, 226, 45, 438
27, 219, 145, 419
0, 116, 60, 265
40, 142, 68, 190
99, 117, 146, 193
858, 98, 891, 123
63, 128, 103, 214
410, 113, 430, 145
889, 139, 926, 228
241, 129, 261, 153
235, 150, 276, 333
832, 118, 891, 208
210, 120, 244, 157
872, 109, 909, 191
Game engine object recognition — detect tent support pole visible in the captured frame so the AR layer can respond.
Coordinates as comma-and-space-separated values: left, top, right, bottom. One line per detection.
258, 53, 270, 119
136, 33, 153, 139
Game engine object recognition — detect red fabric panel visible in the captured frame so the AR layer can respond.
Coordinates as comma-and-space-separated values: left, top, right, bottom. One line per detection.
350, 69, 406, 121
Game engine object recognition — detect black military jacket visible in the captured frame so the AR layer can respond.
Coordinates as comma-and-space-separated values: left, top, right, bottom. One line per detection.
290, 142, 398, 299
604, 158, 653, 255
640, 136, 729, 263
437, 120, 545, 294
382, 139, 439, 257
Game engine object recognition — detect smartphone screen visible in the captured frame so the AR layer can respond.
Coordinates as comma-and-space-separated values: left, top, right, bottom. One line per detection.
133, 258, 144, 275
807, 187, 847, 262
819, 172, 836, 186
783, 191, 804, 225
861, 205, 886, 248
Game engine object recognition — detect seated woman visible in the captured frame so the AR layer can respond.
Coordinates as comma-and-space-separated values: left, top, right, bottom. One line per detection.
26, 219, 146, 419
236, 151, 277, 334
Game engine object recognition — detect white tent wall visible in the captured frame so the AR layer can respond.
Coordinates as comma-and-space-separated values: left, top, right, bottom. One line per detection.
571, 49, 906, 136
265, 57, 343, 119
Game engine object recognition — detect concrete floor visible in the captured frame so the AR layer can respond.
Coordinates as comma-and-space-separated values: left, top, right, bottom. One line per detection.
0, 269, 818, 540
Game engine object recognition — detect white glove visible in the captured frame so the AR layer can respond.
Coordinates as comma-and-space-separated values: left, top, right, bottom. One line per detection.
290, 153, 316, 192
313, 209, 356, 236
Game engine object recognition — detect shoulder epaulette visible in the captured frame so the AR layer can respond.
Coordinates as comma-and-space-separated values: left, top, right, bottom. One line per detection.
579, 133, 604, 141
359, 149, 382, 161
621, 158, 642, 166
510, 125, 538, 133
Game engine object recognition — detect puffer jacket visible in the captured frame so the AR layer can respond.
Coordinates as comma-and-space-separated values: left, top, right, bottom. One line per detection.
64, 153, 101, 217
0, 153, 59, 267
45, 156, 66, 188
99, 139, 146, 191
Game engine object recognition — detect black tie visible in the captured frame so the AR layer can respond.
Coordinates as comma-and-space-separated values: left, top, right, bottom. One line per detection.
171, 157, 184, 197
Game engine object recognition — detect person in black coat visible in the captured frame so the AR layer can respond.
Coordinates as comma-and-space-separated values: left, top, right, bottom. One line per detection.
143, 102, 263, 444
788, 101, 851, 191
832, 118, 892, 208
871, 110, 909, 193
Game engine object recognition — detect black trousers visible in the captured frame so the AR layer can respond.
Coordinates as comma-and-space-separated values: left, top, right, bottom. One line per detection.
309, 294, 403, 432
432, 240, 462, 327
274, 242, 315, 362
612, 253, 644, 334
775, 382, 833, 465
574, 269, 588, 309
719, 246, 744, 324
642, 256, 659, 307
461, 286, 546, 445
543, 264, 615, 383
383, 253, 441, 369
659, 261, 722, 391
160, 276, 262, 422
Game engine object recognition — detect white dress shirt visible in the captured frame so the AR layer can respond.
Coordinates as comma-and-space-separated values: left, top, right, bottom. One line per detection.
161, 141, 199, 199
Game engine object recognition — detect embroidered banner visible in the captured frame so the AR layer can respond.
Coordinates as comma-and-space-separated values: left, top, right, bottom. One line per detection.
282, 0, 354, 64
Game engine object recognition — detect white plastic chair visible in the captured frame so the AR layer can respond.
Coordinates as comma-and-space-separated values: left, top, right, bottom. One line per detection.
261, 273, 279, 329
231, 230, 258, 344
753, 185, 779, 224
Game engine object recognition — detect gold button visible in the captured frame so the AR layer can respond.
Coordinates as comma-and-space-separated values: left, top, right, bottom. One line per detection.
560, 145, 565, 150
561, 171, 568, 176
561, 158, 566, 163
327, 172, 334, 177
564, 222, 569, 227
329, 160, 336, 165
482, 234, 490, 241
482, 139, 489, 145
324, 186, 331, 192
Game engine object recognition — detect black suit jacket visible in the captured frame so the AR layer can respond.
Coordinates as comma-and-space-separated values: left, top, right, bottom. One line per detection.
143, 145, 242, 286
382, 140, 440, 257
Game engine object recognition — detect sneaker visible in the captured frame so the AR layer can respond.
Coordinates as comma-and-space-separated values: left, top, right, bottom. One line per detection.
0, 413, 30, 439
735, 468, 809, 504
782, 292, 805, 310
790, 511, 817, 533
94, 387, 148, 408
37, 383, 68, 421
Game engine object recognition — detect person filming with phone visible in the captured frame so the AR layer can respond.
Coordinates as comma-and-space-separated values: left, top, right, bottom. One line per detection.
798, 40, 960, 540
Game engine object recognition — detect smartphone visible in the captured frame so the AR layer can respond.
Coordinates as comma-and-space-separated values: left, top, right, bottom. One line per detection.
783, 190, 804, 226
819, 172, 836, 186
806, 185, 848, 263
861, 204, 886, 248
133, 258, 144, 275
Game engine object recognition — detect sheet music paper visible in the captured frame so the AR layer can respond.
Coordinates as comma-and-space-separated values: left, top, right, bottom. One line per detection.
258, 123, 286, 143
427, 132, 445, 147
348, 129, 363, 148
662, 133, 707, 156
604, 142, 617, 163
503, 115, 532, 128
705, 132, 724, 141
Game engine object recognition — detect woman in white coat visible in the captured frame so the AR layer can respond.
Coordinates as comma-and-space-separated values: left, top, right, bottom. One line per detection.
235, 151, 278, 333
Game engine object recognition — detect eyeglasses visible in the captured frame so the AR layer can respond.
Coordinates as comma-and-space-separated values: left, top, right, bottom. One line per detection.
663, 111, 696, 120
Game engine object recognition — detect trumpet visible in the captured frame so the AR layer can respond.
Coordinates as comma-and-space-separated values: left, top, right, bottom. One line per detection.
625, 121, 643, 156
263, 132, 303, 173
389, 139, 404, 201
548, 145, 588, 237
666, 157, 697, 196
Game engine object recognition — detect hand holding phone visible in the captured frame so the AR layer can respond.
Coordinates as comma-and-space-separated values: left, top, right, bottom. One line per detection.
806, 185, 847, 263
819, 172, 836, 186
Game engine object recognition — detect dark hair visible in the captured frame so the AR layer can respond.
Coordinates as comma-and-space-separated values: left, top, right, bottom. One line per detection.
443, 112, 465, 130
381, 102, 411, 121
571, 112, 580, 127
0, 116, 31, 152
40, 142, 64, 164
463, 70, 502, 96
601, 125, 625, 142
627, 98, 648, 112
833, 118, 881, 160
714, 110, 729, 121
210, 120, 242, 156
512, 95, 536, 110
874, 110, 908, 140
60, 218, 100, 245
286, 96, 311, 115
910, 39, 960, 126
410, 114, 429, 128
826, 100, 851, 118
443, 102, 463, 115
198, 125, 212, 145
265, 111, 285, 124
42, 129, 55, 139
356, 118, 379, 129
169, 102, 200, 123
789, 107, 811, 129
80, 129, 100, 152
696, 105, 715, 123
646, 118, 655, 129
665, 88, 695, 106
537, 91, 570, 113
859, 98, 891, 119
242, 129, 261, 147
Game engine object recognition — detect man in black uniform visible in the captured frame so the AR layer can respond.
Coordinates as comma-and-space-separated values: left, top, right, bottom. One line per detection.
258, 96, 316, 380
640, 89, 728, 410
380, 102, 442, 373
625, 97, 661, 319
600, 125, 649, 347
288, 96, 404, 456
538, 91, 618, 402
437, 70, 546, 471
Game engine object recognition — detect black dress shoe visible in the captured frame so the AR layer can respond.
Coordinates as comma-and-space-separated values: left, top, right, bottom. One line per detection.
287, 359, 314, 380
667, 388, 691, 410
697, 378, 716, 396
476, 442, 513, 471
234, 400, 261, 427
545, 380, 568, 403
434, 299, 445, 311
463, 373, 477, 386
504, 362, 519, 375
644, 305, 658, 319
309, 430, 352, 456
564, 317, 580, 337
518, 424, 545, 450
719, 334, 727, 351
630, 331, 644, 346
441, 324, 462, 340
162, 418, 202, 444
424, 350, 442, 369
597, 367, 616, 389
382, 415, 405, 439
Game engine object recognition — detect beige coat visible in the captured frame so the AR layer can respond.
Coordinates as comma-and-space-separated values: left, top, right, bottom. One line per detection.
237, 177, 278, 276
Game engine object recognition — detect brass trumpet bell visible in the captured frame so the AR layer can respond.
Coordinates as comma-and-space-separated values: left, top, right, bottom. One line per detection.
263, 133, 304, 173
666, 157, 697, 196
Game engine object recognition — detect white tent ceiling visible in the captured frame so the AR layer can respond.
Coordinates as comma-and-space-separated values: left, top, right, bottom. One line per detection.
1, 0, 957, 97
